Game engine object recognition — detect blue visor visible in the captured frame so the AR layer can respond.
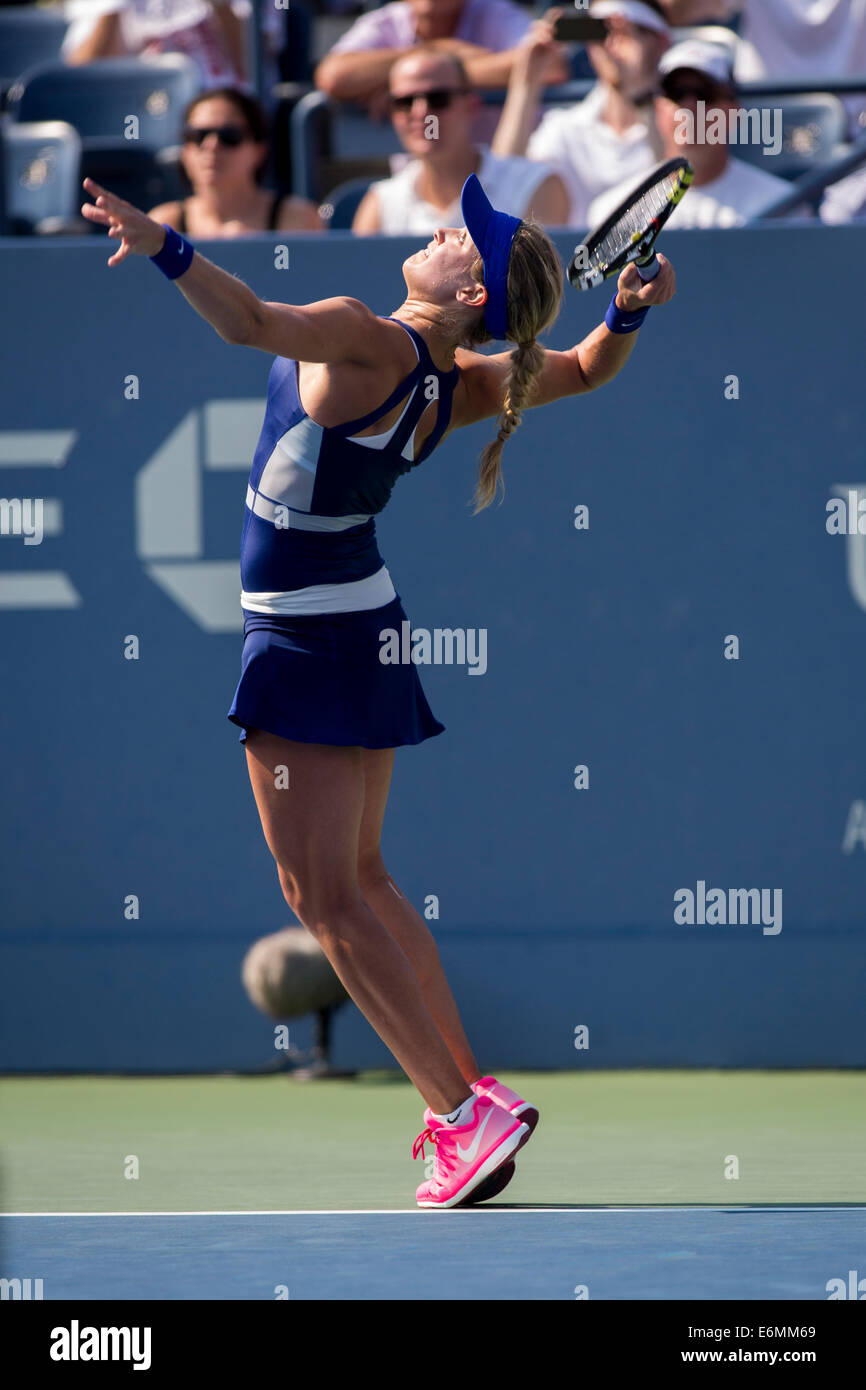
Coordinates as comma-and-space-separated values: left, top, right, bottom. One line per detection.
460, 174, 521, 340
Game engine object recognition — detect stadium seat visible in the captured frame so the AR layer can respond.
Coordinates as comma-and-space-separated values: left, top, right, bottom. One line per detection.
0, 7, 68, 107
728, 94, 849, 181
5, 55, 200, 147
290, 90, 402, 200
78, 141, 187, 225
0, 116, 82, 236
319, 176, 372, 229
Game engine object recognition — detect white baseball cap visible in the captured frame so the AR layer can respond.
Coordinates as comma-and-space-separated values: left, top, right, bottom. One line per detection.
589, 2, 670, 38
658, 39, 736, 90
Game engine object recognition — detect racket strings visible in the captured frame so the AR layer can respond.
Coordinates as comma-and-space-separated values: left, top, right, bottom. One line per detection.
590, 173, 680, 269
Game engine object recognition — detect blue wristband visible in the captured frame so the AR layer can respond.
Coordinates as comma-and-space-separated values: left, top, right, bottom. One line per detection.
149, 223, 195, 280
605, 293, 649, 334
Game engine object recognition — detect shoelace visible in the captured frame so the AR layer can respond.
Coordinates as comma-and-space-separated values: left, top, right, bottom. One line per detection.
412, 1127, 436, 1161
412, 1125, 457, 1178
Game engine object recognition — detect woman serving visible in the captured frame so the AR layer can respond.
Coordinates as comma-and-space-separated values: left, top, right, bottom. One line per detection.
81, 173, 675, 1209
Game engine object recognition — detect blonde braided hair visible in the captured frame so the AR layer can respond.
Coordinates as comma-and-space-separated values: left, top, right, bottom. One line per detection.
464, 220, 563, 512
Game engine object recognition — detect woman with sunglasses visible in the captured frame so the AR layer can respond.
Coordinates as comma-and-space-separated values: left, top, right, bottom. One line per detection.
148, 88, 323, 237
82, 169, 676, 1208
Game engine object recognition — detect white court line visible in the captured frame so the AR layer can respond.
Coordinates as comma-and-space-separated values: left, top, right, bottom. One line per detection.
3, 1206, 864, 1218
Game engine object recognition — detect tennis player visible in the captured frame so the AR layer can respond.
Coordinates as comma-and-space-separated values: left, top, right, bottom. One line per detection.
81, 172, 675, 1209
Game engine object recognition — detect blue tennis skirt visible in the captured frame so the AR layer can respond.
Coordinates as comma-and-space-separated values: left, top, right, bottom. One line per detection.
227, 594, 446, 749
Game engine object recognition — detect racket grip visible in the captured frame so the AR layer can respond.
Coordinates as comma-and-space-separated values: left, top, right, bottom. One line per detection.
636, 255, 660, 282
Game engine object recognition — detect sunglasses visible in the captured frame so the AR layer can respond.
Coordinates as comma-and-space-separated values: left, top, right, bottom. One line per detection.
661, 82, 731, 104
182, 124, 251, 147
390, 88, 468, 113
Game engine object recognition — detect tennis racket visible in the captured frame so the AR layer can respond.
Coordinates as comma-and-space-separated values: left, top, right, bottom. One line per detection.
568, 157, 693, 291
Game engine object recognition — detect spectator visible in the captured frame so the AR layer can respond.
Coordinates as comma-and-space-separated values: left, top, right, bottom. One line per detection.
658, 1, 866, 135
352, 47, 568, 233
586, 40, 792, 228
61, 0, 283, 92
492, 2, 671, 228
732, 0, 866, 138
148, 88, 323, 235
314, 0, 570, 140
821, 164, 866, 224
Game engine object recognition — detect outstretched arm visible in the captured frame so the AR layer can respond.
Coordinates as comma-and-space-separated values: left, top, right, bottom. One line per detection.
453, 256, 677, 425
80, 178, 385, 364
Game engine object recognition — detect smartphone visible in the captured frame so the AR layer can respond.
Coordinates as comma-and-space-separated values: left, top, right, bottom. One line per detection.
552, 15, 608, 43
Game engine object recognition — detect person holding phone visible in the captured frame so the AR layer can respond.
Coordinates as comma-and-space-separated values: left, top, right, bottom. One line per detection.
314, 0, 571, 140
492, 2, 671, 227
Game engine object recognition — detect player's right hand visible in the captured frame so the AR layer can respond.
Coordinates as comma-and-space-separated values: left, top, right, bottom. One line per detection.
81, 178, 166, 266
616, 254, 677, 311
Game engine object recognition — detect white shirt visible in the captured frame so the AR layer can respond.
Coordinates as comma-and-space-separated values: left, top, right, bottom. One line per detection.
734, 0, 866, 134
821, 165, 866, 223
61, 0, 283, 90
370, 145, 556, 233
328, 0, 530, 54
586, 155, 792, 230
526, 83, 658, 229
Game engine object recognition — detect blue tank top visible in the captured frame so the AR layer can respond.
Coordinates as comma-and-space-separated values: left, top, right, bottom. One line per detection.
239, 316, 460, 616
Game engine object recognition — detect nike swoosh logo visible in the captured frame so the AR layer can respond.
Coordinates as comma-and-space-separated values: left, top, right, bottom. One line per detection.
456, 1105, 496, 1163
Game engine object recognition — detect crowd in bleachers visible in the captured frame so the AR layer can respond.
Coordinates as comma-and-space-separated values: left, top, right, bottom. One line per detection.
0, 0, 865, 239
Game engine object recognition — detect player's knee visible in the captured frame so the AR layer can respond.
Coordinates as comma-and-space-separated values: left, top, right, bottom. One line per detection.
279, 866, 361, 939
357, 848, 389, 896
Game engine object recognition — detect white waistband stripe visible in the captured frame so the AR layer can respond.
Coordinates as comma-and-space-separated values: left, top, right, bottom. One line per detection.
241, 566, 396, 615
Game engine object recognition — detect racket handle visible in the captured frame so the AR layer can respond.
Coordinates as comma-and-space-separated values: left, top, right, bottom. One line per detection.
636, 254, 660, 282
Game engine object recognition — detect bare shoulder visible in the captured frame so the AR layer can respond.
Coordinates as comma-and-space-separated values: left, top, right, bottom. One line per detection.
450, 345, 511, 426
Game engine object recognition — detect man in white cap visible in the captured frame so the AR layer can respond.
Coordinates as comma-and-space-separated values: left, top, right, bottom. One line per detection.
656, 1, 866, 135
586, 39, 792, 228
491, 2, 672, 227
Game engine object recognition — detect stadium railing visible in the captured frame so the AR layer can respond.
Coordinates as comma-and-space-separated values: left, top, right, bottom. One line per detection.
751, 128, 866, 220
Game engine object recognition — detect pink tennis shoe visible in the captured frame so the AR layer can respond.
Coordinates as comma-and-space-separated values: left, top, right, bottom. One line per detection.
455, 1076, 540, 1205
413, 1093, 528, 1209
472, 1075, 540, 1135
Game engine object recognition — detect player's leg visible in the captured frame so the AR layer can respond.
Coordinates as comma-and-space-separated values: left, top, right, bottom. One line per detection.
243, 729, 472, 1116
356, 747, 482, 1087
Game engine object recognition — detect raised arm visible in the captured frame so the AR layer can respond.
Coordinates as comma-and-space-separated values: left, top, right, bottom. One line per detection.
491, 13, 563, 157
80, 178, 386, 364
315, 48, 408, 102
453, 256, 676, 425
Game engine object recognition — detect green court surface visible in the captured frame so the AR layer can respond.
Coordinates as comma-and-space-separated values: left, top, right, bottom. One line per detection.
1, 1071, 863, 1213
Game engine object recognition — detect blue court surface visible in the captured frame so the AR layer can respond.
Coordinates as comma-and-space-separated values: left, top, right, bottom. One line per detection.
3, 1206, 864, 1300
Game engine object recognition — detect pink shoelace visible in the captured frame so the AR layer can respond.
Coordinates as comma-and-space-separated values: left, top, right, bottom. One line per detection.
412, 1126, 457, 1178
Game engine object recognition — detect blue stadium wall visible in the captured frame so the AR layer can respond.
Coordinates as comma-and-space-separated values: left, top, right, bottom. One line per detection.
0, 225, 864, 1071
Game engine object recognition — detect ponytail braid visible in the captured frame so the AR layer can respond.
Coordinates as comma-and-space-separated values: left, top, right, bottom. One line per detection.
465, 220, 564, 513
473, 339, 546, 512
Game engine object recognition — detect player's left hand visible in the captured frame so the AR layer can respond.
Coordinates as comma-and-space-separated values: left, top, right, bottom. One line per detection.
81, 178, 166, 265
615, 253, 676, 311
